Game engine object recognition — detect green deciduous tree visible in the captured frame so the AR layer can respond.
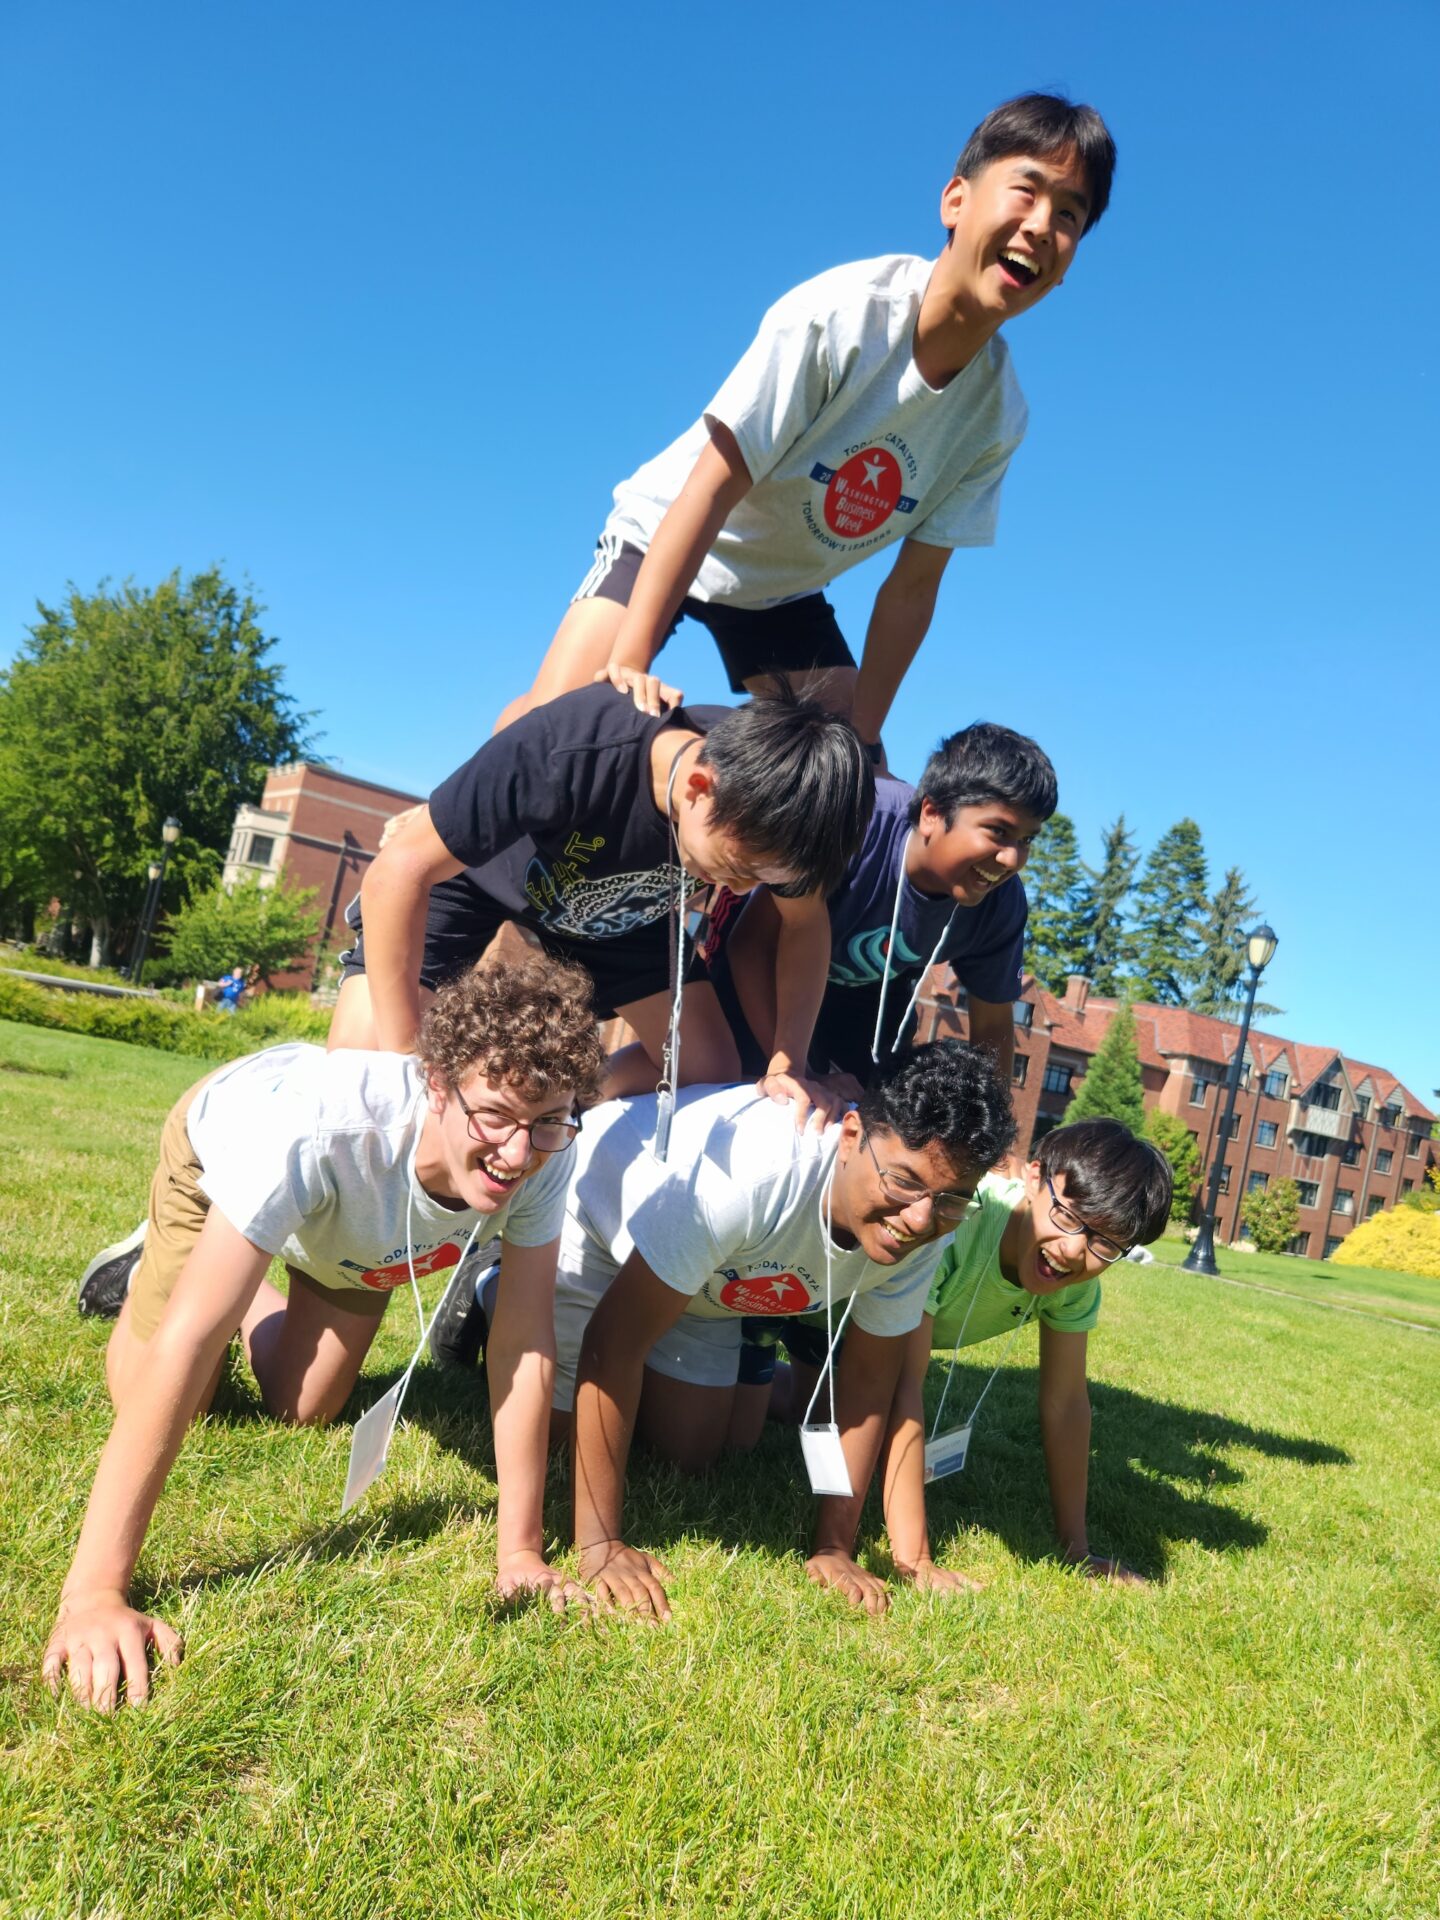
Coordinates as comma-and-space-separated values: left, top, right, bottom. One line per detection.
157, 873, 323, 988
1143, 1109, 1202, 1225
1063, 1001, 1146, 1135
1242, 1176, 1301, 1253
1075, 814, 1137, 997
1125, 819, 1208, 1007
0, 569, 312, 966
1022, 812, 1089, 992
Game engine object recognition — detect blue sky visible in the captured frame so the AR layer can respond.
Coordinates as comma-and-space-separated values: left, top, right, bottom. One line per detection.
3, 0, 1436, 1100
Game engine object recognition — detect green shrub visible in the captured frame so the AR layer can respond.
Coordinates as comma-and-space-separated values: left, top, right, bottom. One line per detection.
0, 972, 330, 1060
1241, 1176, 1301, 1254
1143, 1110, 1202, 1224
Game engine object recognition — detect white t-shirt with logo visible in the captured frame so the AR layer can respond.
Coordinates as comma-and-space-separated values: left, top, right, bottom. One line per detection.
563, 1084, 943, 1338
605, 254, 1028, 610
186, 1044, 571, 1296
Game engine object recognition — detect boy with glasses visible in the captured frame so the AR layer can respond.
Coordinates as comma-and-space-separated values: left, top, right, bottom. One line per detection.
45, 954, 604, 1712
872, 1119, 1173, 1592
546, 1041, 1016, 1619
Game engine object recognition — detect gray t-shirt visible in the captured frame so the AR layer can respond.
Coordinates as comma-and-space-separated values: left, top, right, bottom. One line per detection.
187, 1044, 571, 1295
566, 1083, 942, 1337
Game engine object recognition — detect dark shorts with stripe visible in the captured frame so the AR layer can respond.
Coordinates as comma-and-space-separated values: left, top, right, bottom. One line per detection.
736, 1311, 836, 1387
577, 537, 855, 694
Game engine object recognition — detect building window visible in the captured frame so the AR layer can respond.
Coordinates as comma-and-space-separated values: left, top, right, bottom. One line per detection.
1407, 1133, 1421, 1158
1342, 1142, 1359, 1166
1402, 1180, 1414, 1196
1220, 1112, 1242, 1139
1308, 1082, 1341, 1112
1295, 1181, 1320, 1208
1217, 1164, 1232, 1194
249, 834, 276, 867
1286, 1232, 1310, 1257
1323, 1235, 1344, 1259
1012, 1054, 1029, 1087
1236, 1063, 1251, 1090
1189, 1078, 1210, 1106
1366, 1195, 1384, 1218
1013, 1000, 1033, 1028
1296, 1133, 1330, 1159
1356, 1095, 1370, 1120
1247, 1171, 1269, 1194
1257, 1120, 1278, 1148
1042, 1065, 1073, 1096
1380, 1104, 1400, 1128
1333, 1190, 1354, 1216
1376, 1150, 1393, 1174
1262, 1070, 1287, 1099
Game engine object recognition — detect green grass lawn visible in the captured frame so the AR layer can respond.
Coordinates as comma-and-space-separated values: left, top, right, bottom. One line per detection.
3, 1021, 1438, 1918
1151, 1233, 1440, 1331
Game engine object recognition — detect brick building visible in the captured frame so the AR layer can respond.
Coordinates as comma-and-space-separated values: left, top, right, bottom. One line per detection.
917, 972, 1437, 1255
223, 763, 422, 990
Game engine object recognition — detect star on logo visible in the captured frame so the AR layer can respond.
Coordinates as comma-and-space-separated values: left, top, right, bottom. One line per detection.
764, 1276, 796, 1301
861, 456, 886, 490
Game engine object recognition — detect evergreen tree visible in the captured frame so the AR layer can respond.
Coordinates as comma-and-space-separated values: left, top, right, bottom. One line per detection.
1063, 1001, 1146, 1135
1075, 815, 1138, 997
1125, 819, 1208, 1006
1188, 867, 1283, 1018
1022, 812, 1088, 991
1143, 1109, 1202, 1225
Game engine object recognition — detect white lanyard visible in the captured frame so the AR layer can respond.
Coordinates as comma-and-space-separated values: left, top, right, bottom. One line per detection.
870, 833, 958, 1064
342, 1099, 488, 1512
798, 1154, 862, 1497
923, 1265, 1034, 1483
653, 738, 699, 1161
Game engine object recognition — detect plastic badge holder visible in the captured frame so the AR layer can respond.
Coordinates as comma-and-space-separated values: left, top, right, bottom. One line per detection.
343, 1380, 407, 1513
800, 1421, 853, 1498
923, 1421, 973, 1485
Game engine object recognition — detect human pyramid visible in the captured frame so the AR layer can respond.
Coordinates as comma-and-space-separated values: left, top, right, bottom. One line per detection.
45, 93, 1176, 1710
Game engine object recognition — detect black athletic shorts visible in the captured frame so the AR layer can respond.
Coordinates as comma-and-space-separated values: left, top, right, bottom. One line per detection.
337, 879, 693, 1023
736, 1311, 836, 1387
575, 535, 856, 694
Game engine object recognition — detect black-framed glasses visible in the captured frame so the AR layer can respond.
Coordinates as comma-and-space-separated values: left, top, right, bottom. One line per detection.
453, 1090, 580, 1155
1044, 1176, 1130, 1264
862, 1131, 975, 1225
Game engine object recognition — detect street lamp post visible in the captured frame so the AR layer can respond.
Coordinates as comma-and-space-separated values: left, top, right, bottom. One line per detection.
131, 816, 181, 988
1184, 923, 1279, 1276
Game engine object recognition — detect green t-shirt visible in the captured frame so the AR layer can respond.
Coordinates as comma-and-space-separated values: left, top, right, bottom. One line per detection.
925, 1175, 1102, 1350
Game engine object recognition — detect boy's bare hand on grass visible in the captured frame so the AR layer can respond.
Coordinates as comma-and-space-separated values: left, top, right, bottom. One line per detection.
596, 663, 683, 717
1065, 1549, 1148, 1586
577, 1541, 673, 1622
43, 1590, 183, 1711
897, 1557, 984, 1596
495, 1550, 595, 1615
805, 1549, 890, 1616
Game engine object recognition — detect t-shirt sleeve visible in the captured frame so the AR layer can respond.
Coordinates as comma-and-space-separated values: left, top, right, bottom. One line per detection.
427, 701, 579, 869
626, 1150, 757, 1298
702, 295, 833, 488
1038, 1276, 1102, 1334
945, 882, 1027, 1005
850, 1244, 942, 1338
193, 1079, 331, 1255
906, 425, 1026, 552
498, 1143, 574, 1249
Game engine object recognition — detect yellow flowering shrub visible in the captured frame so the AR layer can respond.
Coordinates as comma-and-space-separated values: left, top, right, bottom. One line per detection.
1331, 1208, 1440, 1279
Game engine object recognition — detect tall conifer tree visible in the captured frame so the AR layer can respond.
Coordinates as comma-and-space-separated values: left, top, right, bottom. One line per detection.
1063, 1001, 1146, 1135
1075, 814, 1138, 996
1125, 819, 1208, 1006
1022, 812, 1088, 991
1188, 867, 1282, 1017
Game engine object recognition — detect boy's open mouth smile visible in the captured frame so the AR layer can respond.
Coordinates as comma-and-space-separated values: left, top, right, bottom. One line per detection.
1034, 1248, 1075, 1285
998, 249, 1041, 289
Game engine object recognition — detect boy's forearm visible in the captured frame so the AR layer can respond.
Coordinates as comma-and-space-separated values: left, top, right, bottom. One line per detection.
487, 1330, 554, 1564
850, 568, 943, 747
609, 432, 753, 673
1040, 1389, 1093, 1557
808, 1330, 906, 1558
766, 895, 830, 1078
358, 857, 430, 1053
879, 1367, 933, 1573
571, 1340, 646, 1552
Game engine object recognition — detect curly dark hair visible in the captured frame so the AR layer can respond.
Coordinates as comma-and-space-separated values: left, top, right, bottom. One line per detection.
417, 952, 605, 1106
1036, 1120, 1173, 1246
857, 1039, 1016, 1175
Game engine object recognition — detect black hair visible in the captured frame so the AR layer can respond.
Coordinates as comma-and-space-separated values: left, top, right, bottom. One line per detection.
1036, 1119, 1173, 1246
955, 92, 1116, 234
858, 1039, 1017, 1176
908, 720, 1057, 828
700, 678, 874, 897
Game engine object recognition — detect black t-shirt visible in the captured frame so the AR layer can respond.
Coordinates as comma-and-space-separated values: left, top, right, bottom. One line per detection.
427, 685, 729, 944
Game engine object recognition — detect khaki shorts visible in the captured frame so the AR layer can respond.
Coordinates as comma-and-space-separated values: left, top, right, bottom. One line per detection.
127, 1076, 393, 1342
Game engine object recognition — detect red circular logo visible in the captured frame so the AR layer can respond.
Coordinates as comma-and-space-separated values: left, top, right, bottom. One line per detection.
822, 447, 902, 539
718, 1271, 813, 1315
359, 1242, 464, 1290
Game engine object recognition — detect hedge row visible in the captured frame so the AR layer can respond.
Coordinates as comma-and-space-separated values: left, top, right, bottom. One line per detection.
0, 972, 332, 1060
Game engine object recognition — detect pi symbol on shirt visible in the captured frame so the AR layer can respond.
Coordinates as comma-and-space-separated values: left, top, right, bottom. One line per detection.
822, 447, 902, 540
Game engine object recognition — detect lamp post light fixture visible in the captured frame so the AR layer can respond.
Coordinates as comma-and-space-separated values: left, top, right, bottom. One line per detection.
1183, 922, 1279, 1277
131, 816, 182, 988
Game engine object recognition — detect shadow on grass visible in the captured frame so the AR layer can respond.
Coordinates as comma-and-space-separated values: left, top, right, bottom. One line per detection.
175, 1350, 1353, 1594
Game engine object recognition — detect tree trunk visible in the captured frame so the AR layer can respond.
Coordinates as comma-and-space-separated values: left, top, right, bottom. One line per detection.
88, 914, 111, 969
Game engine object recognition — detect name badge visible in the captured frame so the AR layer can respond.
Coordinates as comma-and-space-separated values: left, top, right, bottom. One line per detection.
923, 1422, 973, 1485
342, 1379, 406, 1513
800, 1421, 853, 1498
652, 1087, 675, 1163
